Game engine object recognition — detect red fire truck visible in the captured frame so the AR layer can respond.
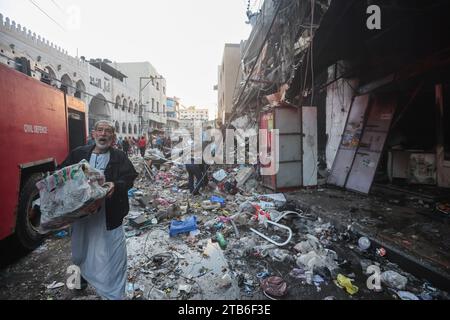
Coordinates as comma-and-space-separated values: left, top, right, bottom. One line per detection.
0, 63, 87, 250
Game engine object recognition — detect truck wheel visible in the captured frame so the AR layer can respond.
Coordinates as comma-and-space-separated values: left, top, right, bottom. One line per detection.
15, 173, 45, 250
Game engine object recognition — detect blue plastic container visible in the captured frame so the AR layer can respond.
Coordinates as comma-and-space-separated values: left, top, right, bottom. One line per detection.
169, 216, 198, 237
210, 196, 225, 206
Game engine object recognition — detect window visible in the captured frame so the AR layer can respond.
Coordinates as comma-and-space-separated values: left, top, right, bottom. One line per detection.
163, 104, 166, 114
122, 99, 127, 111
122, 122, 126, 133
115, 96, 120, 109
152, 98, 155, 112
157, 102, 159, 113
156, 82, 159, 91
115, 121, 120, 133
134, 124, 137, 134
128, 123, 132, 134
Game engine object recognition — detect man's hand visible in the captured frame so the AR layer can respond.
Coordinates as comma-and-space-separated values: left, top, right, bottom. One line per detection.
104, 182, 115, 198
84, 199, 102, 214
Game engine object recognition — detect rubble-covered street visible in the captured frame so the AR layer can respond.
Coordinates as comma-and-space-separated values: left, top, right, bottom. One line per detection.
1, 153, 449, 300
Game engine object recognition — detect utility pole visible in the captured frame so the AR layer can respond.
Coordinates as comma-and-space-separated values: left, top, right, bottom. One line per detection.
139, 76, 153, 136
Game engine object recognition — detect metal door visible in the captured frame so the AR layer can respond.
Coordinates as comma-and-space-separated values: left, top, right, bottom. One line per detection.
328, 94, 370, 187
345, 94, 397, 193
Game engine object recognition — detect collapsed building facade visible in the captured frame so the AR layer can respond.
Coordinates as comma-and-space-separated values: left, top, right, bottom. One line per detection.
230, 0, 450, 195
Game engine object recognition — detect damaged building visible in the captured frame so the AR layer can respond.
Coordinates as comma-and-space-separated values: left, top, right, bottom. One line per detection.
230, 0, 450, 195
225, 0, 450, 293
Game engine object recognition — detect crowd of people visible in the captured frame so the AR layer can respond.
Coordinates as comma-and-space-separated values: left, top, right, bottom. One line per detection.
112, 133, 172, 158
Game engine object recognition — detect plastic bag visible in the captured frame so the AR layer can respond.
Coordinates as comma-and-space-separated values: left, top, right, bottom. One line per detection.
381, 270, 408, 290
36, 160, 109, 233
260, 276, 288, 297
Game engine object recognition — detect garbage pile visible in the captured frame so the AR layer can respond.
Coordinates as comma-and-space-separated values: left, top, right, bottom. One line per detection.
121, 157, 449, 300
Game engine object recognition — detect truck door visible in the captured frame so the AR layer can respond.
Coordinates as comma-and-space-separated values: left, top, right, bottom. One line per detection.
68, 109, 86, 151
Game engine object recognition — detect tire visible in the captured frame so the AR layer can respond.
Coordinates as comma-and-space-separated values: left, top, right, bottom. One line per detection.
14, 173, 45, 250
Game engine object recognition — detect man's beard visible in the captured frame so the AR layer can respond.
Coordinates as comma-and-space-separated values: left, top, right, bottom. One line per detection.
95, 137, 111, 150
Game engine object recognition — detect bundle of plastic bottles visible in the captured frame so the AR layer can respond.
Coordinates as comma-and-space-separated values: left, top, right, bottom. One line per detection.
36, 160, 109, 233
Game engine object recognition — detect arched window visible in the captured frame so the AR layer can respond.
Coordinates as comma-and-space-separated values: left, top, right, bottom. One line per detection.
115, 96, 121, 109
75, 80, 86, 99
122, 99, 127, 111
128, 123, 132, 134
134, 103, 138, 114
60, 74, 73, 95
134, 124, 137, 134
129, 101, 133, 113
122, 122, 126, 133
115, 121, 120, 133
41, 66, 57, 86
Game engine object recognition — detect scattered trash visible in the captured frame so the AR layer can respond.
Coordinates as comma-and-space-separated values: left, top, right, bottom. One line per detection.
260, 276, 288, 297
54, 230, 68, 238
46, 281, 65, 290
289, 268, 306, 279
219, 273, 232, 288
396, 291, 419, 300
128, 188, 137, 197
381, 271, 408, 290
358, 236, 371, 250
258, 194, 287, 207
216, 232, 227, 250
145, 287, 167, 300
268, 248, 291, 262
212, 169, 227, 182
235, 167, 254, 187
313, 275, 325, 285
436, 202, 450, 215
335, 274, 359, 295
202, 200, 221, 210
376, 247, 387, 257
178, 284, 192, 294
256, 271, 270, 279
169, 216, 198, 237
210, 196, 225, 207
129, 214, 151, 228
189, 229, 200, 237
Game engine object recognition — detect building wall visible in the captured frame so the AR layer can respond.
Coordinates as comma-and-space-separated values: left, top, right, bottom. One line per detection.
115, 62, 167, 129
217, 43, 242, 124
0, 14, 142, 138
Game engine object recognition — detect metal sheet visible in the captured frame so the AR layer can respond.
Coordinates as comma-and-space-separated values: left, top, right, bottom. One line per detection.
302, 107, 317, 186
345, 94, 397, 194
279, 135, 302, 162
328, 95, 370, 187
275, 107, 301, 134
277, 162, 303, 188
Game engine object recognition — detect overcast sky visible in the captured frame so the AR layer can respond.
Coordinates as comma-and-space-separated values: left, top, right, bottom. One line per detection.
0, 0, 256, 119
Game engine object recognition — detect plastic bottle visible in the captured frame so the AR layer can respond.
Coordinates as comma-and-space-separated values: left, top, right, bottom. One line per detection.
216, 232, 227, 250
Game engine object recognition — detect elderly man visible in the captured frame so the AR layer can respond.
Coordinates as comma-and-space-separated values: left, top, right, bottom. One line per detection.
60, 120, 138, 300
